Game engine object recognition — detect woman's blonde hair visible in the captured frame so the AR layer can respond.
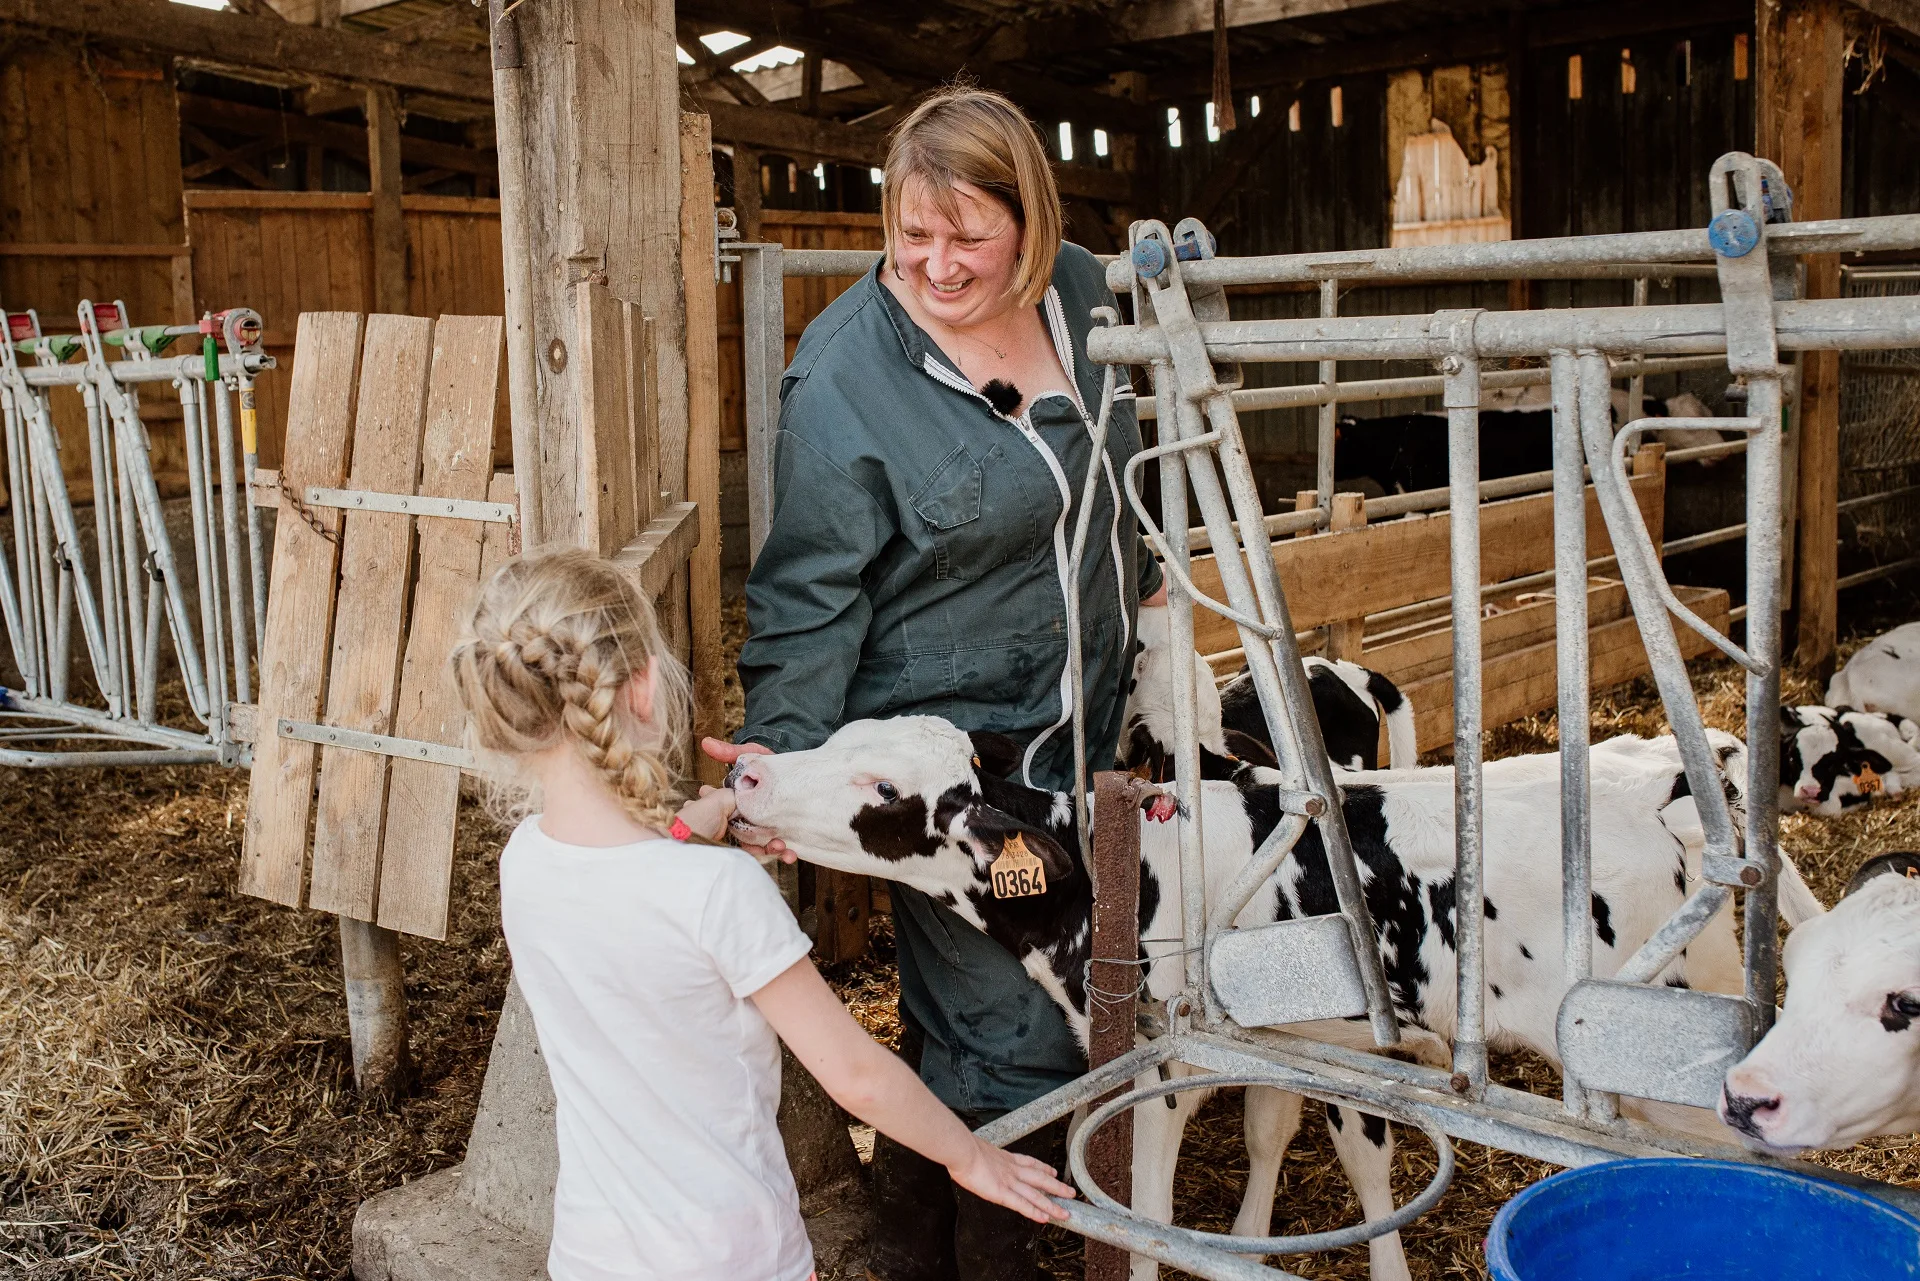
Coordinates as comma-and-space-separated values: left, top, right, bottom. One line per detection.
882, 85, 1063, 308
450, 547, 689, 829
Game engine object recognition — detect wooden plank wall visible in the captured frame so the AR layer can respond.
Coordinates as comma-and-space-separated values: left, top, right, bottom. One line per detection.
184, 191, 509, 472
0, 41, 191, 499
716, 209, 883, 452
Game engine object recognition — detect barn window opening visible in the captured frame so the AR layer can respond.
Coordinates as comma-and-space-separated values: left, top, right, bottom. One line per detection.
1167, 106, 1183, 147
1621, 48, 1637, 94
1288, 99, 1302, 131
1330, 85, 1344, 127
1391, 119, 1509, 246
700, 31, 750, 54
869, 167, 883, 184
1093, 128, 1109, 157
1568, 53, 1584, 99
676, 46, 695, 64
1205, 101, 1221, 142
1249, 95, 1261, 117
1058, 122, 1074, 161
1734, 32, 1750, 80
1683, 39, 1693, 86
813, 162, 826, 189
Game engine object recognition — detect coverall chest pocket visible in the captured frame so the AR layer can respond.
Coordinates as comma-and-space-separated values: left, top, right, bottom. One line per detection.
908, 443, 1046, 581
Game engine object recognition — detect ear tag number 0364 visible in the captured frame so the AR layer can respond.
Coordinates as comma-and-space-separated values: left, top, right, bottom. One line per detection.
990, 832, 1047, 899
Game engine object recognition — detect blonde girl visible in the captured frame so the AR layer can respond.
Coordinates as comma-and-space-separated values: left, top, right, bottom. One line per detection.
452, 547, 1071, 1281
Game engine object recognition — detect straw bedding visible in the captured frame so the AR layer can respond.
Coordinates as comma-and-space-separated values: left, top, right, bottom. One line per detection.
3, 583, 1918, 1279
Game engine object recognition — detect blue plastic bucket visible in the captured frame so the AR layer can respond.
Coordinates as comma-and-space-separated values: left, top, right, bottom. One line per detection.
1487, 1158, 1920, 1281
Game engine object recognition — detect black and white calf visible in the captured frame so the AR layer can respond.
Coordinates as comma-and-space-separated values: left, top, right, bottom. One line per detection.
728, 716, 1817, 1281
1827, 622, 1920, 721
1779, 705, 1920, 814
1720, 852, 1920, 1153
1122, 604, 1416, 782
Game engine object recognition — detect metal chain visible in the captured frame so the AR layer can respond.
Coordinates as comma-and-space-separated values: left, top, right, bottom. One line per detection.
276, 471, 339, 544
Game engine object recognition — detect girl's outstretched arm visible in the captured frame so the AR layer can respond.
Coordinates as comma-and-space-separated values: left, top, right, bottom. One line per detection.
750, 958, 1075, 1224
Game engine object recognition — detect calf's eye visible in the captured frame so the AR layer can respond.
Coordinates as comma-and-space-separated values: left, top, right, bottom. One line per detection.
1891, 993, 1920, 1021
875, 781, 899, 803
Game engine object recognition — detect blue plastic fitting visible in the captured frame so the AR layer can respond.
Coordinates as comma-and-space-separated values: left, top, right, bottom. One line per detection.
1707, 208, 1761, 258
1132, 239, 1170, 279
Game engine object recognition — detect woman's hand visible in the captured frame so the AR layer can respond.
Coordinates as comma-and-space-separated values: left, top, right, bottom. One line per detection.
699, 739, 795, 863
673, 786, 736, 842
945, 1137, 1076, 1224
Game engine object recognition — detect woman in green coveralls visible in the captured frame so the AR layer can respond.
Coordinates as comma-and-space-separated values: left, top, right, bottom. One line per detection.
703, 86, 1163, 1280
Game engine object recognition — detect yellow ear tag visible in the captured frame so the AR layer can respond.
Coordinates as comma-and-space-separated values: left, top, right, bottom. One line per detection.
990, 832, 1048, 899
1855, 763, 1885, 795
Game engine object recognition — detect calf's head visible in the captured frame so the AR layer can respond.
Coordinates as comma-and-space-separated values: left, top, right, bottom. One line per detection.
1720, 854, 1920, 1153
727, 717, 1080, 926
1779, 705, 1920, 814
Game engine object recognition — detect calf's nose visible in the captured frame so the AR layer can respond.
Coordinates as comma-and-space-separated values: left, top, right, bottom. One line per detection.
1719, 1083, 1783, 1138
1797, 782, 1823, 801
727, 760, 762, 792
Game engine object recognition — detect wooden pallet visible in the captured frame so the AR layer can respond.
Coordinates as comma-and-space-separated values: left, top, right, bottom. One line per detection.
238, 306, 709, 938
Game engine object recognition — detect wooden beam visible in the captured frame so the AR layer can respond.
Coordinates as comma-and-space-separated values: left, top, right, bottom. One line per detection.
1759, 0, 1846, 676
988, 0, 1402, 61
1849, 0, 1920, 39
491, 0, 687, 551
0, 0, 493, 99
181, 133, 279, 183
178, 93, 496, 175
367, 85, 409, 314
682, 111, 727, 788
677, 0, 1155, 134
677, 20, 771, 107
1145, 0, 1750, 100
180, 122, 278, 189
701, 100, 1135, 203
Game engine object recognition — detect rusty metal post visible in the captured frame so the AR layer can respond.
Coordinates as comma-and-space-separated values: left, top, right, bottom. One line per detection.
1086, 771, 1146, 1281
339, 914, 414, 1096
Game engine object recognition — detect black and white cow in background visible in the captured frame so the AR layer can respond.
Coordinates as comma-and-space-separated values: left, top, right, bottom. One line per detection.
1779, 705, 1920, 814
1721, 851, 1920, 1153
1334, 390, 1725, 498
726, 716, 1821, 1281
1827, 622, 1920, 721
1122, 604, 1417, 784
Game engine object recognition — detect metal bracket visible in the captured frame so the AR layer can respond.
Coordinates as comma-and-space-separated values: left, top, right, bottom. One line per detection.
1559, 979, 1763, 1108
714, 207, 741, 283
1210, 915, 1370, 1027
303, 487, 517, 523
1709, 154, 1785, 375
278, 718, 477, 771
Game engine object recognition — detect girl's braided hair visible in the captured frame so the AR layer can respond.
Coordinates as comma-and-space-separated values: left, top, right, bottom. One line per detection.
450, 547, 689, 830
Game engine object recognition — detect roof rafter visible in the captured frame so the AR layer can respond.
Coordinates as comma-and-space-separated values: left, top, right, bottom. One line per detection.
0, 0, 492, 99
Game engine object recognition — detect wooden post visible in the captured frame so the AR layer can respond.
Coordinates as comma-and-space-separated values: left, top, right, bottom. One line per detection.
731, 142, 763, 243
1758, 0, 1844, 677
1325, 491, 1367, 663
340, 914, 414, 1096
1086, 771, 1145, 1281
683, 112, 728, 788
1293, 487, 1318, 538
490, 0, 688, 555
366, 85, 409, 315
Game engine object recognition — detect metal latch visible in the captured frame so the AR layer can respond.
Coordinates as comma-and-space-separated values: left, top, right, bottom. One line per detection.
278, 719, 477, 771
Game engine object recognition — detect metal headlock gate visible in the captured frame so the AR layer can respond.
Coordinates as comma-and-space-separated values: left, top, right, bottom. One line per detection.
0, 300, 271, 768
730, 152, 1920, 1279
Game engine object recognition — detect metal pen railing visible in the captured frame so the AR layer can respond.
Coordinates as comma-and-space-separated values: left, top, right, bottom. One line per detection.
0, 302, 270, 767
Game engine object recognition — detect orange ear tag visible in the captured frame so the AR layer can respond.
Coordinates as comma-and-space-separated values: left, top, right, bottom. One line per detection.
1855, 764, 1885, 795
990, 832, 1048, 899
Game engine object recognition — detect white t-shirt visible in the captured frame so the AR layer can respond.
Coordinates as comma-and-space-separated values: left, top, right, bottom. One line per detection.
500, 818, 816, 1281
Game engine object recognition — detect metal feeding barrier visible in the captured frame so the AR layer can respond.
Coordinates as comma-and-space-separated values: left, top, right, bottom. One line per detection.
732, 153, 1920, 1278
0, 300, 272, 768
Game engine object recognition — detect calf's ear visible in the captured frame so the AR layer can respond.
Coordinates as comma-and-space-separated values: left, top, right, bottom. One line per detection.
966, 730, 1027, 781
959, 804, 1077, 885
1844, 851, 1920, 898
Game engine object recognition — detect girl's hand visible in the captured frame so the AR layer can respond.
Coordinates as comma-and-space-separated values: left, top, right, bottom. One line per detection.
945, 1138, 1075, 1224
674, 785, 736, 842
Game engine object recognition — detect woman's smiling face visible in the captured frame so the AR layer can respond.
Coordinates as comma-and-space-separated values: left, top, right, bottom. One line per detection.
890, 177, 1023, 329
